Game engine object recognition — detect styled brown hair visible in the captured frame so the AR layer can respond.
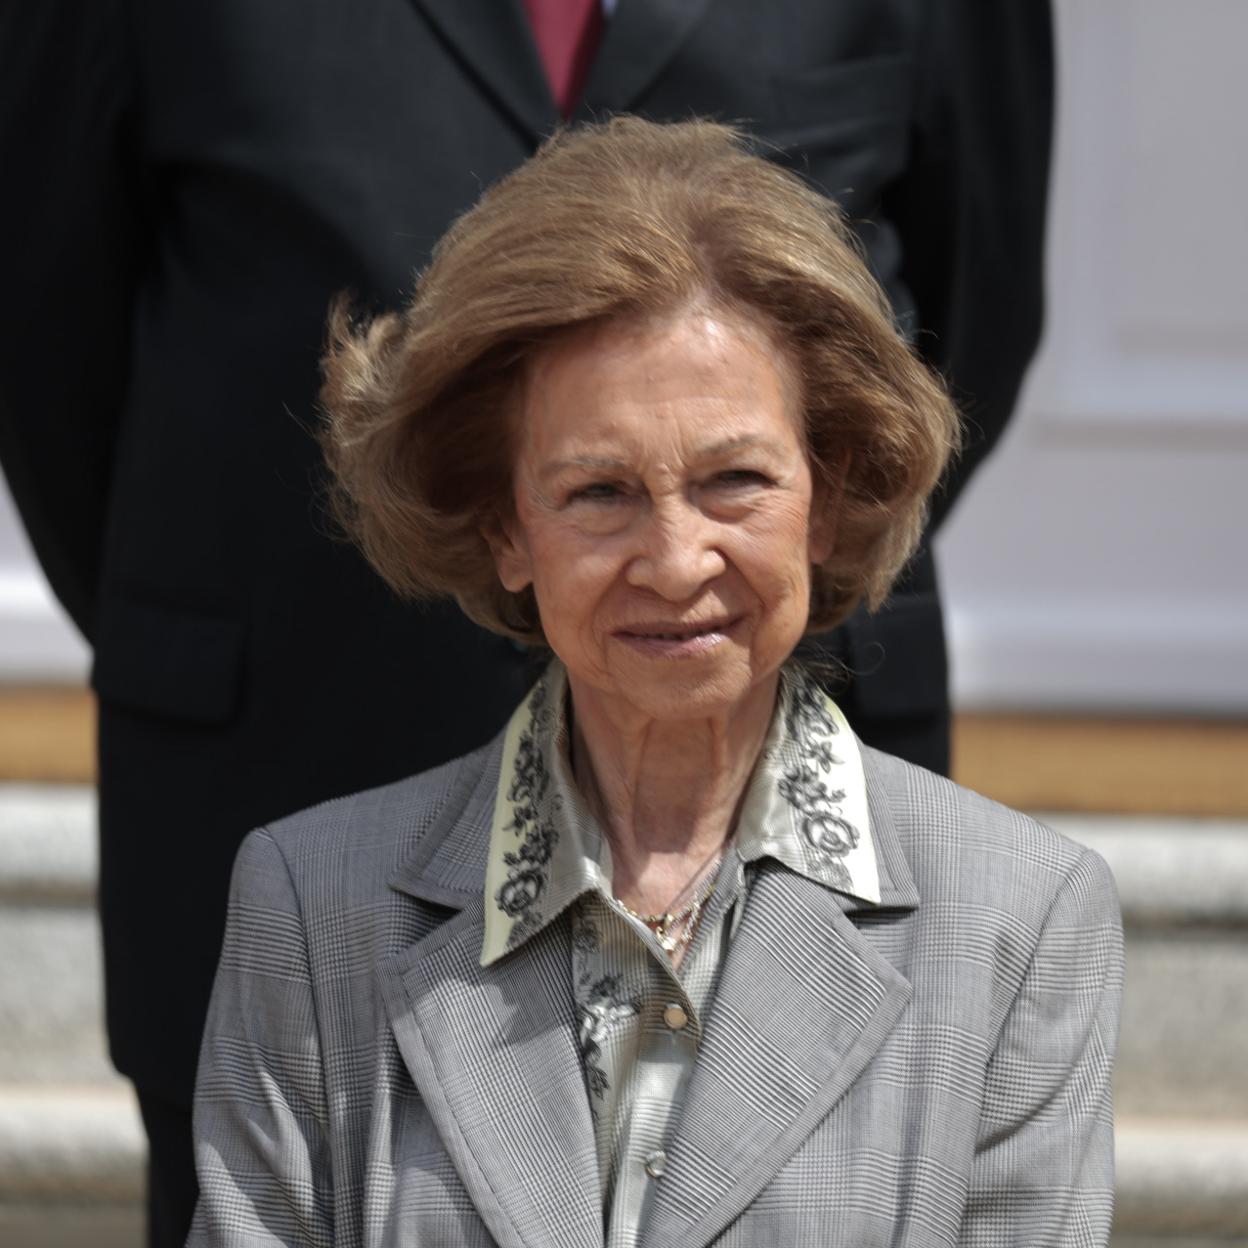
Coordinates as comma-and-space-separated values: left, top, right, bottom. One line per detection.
320, 116, 958, 640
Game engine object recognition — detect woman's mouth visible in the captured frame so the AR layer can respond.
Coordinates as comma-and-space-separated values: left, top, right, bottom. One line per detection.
615, 619, 739, 656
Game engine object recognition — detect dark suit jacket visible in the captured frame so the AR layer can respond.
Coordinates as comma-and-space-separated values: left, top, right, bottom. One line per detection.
187, 736, 1122, 1247
0, 0, 1052, 1103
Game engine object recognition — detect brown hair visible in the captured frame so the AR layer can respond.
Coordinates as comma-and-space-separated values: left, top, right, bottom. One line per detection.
320, 116, 959, 640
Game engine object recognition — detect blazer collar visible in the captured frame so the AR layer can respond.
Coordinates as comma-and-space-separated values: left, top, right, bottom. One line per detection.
388, 731, 503, 910
859, 743, 922, 912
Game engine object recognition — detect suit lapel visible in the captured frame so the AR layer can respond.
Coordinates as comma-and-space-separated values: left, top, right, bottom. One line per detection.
412, 0, 719, 137
412, 0, 559, 142
641, 863, 914, 1248
577, 0, 717, 117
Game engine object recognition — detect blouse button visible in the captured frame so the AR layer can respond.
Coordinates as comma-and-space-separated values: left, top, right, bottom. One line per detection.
663, 1003, 689, 1031
644, 1149, 668, 1179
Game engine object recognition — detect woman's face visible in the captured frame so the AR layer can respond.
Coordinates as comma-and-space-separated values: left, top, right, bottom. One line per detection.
491, 307, 834, 725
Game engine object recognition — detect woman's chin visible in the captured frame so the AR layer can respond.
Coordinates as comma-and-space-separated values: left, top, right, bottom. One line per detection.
585, 644, 779, 724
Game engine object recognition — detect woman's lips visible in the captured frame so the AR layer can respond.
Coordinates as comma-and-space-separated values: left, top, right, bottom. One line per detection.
614, 618, 740, 657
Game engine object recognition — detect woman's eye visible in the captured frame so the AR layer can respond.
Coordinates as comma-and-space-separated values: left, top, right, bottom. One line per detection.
571, 482, 625, 503
712, 470, 769, 488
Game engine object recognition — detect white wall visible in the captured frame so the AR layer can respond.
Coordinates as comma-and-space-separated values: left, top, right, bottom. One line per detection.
2, 0, 1246, 710
0, 482, 89, 682
938, 0, 1248, 712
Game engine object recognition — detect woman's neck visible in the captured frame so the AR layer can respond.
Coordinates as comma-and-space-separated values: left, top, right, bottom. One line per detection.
568, 673, 779, 916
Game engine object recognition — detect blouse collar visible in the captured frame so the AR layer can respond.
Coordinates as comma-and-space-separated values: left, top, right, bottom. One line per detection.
480, 660, 881, 966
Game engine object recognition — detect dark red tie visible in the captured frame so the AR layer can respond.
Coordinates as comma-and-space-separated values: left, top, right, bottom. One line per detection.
524, 0, 604, 118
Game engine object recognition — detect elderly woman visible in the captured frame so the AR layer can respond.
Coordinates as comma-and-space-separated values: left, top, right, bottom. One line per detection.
189, 119, 1122, 1248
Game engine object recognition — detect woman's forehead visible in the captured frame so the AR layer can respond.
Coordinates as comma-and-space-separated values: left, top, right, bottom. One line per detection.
531, 299, 788, 377
517, 307, 804, 461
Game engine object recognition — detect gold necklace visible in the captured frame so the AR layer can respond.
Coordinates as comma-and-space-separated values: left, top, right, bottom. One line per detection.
617, 855, 725, 954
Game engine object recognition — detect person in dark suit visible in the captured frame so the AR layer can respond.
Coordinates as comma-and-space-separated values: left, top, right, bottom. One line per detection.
0, 3, 1052, 1245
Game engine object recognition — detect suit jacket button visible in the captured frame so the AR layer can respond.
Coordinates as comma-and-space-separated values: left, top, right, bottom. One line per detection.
645, 1149, 668, 1179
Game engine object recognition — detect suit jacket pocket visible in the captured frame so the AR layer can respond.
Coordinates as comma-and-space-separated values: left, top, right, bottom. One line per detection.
92, 597, 244, 725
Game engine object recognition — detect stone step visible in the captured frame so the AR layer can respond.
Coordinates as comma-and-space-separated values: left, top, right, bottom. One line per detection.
0, 787, 111, 1084
1044, 815, 1248, 1120
1046, 815, 1248, 929
0, 785, 96, 903
0, 1084, 144, 1248
0, 1084, 143, 1203
0, 1086, 1244, 1244
1114, 1117, 1248, 1239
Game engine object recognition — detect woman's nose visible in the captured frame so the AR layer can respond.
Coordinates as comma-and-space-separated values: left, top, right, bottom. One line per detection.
624, 497, 726, 600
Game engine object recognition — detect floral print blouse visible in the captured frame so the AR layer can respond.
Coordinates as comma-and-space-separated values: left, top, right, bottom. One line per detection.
480, 661, 881, 1247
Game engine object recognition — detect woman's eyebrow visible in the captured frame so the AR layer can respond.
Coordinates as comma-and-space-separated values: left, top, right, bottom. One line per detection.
539, 436, 784, 482
698, 433, 778, 457
539, 455, 630, 482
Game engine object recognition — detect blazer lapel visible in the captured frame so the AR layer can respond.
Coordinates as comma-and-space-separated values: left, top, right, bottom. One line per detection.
577, 0, 717, 117
412, 0, 559, 142
380, 740, 602, 1248
641, 769, 918, 1248
378, 906, 601, 1248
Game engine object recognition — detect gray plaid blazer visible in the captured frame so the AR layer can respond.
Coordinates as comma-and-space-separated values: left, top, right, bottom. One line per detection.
188, 735, 1123, 1248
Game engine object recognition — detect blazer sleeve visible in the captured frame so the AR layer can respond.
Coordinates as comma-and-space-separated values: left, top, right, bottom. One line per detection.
959, 847, 1124, 1247
884, 0, 1055, 531
0, 0, 145, 640
188, 829, 335, 1248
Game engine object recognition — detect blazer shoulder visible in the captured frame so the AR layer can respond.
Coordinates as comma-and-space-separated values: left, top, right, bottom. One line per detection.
862, 743, 1117, 926
251, 732, 503, 899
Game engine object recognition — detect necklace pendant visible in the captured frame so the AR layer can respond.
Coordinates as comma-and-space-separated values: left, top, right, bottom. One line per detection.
656, 928, 679, 953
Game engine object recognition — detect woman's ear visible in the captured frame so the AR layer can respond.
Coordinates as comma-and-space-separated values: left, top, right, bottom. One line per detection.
482, 513, 534, 593
808, 449, 851, 565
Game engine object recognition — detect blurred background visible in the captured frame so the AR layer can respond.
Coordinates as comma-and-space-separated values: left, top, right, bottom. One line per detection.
1, 1, 1246, 1245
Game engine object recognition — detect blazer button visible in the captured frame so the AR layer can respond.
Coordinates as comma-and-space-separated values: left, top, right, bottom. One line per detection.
663, 1003, 689, 1030
644, 1149, 668, 1179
